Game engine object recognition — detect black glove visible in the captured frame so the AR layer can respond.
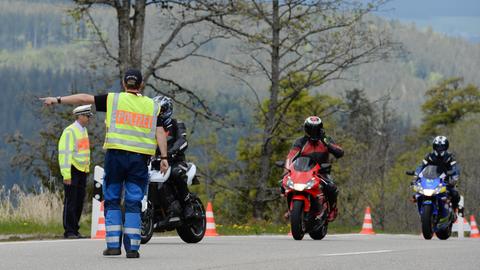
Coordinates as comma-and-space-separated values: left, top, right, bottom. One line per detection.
322, 135, 334, 146
319, 128, 326, 140
410, 177, 419, 186
168, 150, 177, 159
447, 177, 456, 187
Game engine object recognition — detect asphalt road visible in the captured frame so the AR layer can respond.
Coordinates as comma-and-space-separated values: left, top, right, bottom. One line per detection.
0, 234, 479, 270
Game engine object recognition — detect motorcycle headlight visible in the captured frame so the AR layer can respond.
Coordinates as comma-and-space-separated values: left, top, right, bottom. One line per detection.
423, 189, 435, 196
414, 183, 423, 193
286, 177, 294, 189
305, 179, 315, 190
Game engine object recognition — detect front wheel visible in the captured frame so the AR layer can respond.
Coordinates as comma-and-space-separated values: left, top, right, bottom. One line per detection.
290, 200, 306, 240
140, 201, 154, 244
421, 204, 433, 240
176, 197, 206, 243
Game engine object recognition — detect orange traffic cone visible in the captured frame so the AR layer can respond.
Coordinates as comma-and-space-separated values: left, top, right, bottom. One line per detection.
205, 202, 219, 236
359, 207, 375, 235
470, 215, 480, 238
94, 201, 106, 239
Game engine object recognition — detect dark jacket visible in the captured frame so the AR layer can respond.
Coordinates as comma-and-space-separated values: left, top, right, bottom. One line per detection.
156, 118, 188, 162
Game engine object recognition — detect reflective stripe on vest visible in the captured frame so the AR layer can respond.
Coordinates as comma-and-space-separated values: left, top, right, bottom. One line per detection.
60, 131, 72, 170
104, 93, 159, 155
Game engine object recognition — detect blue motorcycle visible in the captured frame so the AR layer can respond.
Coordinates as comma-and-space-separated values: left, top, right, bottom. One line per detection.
406, 165, 455, 240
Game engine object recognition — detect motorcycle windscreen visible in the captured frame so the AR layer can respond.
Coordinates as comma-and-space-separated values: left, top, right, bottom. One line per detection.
420, 165, 443, 179
421, 178, 441, 189
292, 156, 316, 172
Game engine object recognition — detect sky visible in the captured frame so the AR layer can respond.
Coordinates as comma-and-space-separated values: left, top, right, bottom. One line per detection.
375, 0, 480, 42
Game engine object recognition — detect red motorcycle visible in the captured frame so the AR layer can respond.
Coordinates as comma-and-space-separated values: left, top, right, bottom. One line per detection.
278, 156, 332, 240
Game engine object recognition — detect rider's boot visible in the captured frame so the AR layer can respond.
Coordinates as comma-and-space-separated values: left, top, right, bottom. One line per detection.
323, 180, 338, 222
174, 174, 195, 219
167, 200, 182, 223
327, 204, 338, 222
326, 193, 338, 222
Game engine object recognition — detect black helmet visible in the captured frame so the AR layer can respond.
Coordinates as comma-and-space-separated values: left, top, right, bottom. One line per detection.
432, 136, 449, 157
304, 116, 324, 141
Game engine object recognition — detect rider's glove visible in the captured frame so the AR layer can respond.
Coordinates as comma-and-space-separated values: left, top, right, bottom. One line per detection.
168, 151, 177, 159
447, 177, 457, 187
323, 135, 333, 146
410, 178, 419, 186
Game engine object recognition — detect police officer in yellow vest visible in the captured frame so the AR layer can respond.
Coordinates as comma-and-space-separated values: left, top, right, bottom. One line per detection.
41, 69, 169, 259
58, 105, 92, 239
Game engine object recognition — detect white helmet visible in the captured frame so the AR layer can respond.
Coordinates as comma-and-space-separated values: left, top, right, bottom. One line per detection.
433, 136, 449, 157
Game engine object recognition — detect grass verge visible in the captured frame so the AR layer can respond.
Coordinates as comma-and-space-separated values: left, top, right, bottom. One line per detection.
0, 219, 92, 241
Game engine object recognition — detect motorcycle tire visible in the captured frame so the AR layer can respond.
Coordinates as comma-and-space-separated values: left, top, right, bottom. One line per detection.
290, 200, 306, 240
436, 223, 452, 240
421, 204, 433, 240
140, 201, 154, 244
176, 197, 206, 243
309, 223, 328, 240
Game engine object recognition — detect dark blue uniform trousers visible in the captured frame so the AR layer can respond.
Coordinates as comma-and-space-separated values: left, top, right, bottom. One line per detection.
103, 149, 149, 251
63, 166, 87, 237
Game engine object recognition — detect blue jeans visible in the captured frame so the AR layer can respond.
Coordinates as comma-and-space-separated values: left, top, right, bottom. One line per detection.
103, 149, 149, 251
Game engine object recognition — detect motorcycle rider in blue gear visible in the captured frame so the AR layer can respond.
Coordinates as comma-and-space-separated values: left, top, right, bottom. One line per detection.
415, 136, 460, 211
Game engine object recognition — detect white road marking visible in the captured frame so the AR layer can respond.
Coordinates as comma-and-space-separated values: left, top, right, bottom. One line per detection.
321, 250, 393, 256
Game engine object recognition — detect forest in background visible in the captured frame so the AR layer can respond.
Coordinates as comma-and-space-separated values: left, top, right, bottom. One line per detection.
1, 0, 480, 233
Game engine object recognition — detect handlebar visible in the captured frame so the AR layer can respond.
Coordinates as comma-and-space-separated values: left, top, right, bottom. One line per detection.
405, 171, 415, 176
274, 160, 286, 168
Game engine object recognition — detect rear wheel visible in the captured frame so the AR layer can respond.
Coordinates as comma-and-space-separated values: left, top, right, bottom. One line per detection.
436, 223, 452, 240
309, 223, 328, 240
421, 204, 433, 240
290, 200, 306, 240
176, 197, 206, 243
140, 201, 154, 244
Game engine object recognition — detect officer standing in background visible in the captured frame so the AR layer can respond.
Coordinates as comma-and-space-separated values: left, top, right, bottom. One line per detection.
41, 69, 169, 259
58, 105, 93, 239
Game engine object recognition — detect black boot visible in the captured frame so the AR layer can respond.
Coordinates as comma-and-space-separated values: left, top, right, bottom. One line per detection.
167, 200, 182, 222
324, 180, 338, 222
103, 248, 121, 256
126, 250, 140, 258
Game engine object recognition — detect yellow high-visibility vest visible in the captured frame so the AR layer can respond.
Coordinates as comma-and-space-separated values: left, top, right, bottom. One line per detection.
58, 123, 90, 179
103, 92, 159, 155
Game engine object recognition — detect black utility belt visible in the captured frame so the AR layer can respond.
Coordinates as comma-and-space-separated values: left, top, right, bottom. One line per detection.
107, 149, 149, 158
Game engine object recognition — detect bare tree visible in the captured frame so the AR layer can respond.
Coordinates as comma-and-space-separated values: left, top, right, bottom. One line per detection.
72, 0, 232, 123
190, 0, 400, 218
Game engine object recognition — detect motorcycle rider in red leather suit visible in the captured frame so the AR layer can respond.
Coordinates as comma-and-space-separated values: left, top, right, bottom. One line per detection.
283, 116, 344, 221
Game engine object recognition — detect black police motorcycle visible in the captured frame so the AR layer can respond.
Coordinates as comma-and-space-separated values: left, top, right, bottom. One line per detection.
140, 160, 206, 244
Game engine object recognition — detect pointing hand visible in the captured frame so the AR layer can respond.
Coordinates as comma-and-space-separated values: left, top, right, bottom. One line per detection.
39, 97, 57, 106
